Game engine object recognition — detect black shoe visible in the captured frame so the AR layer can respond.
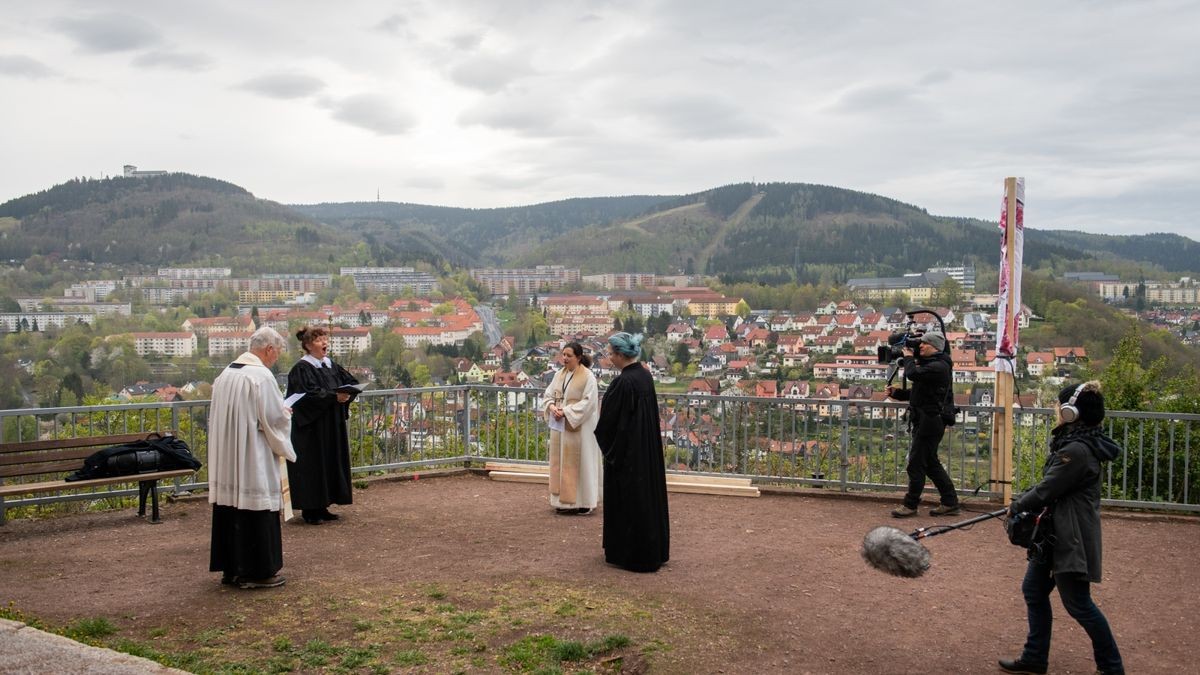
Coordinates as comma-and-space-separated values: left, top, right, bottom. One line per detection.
318, 509, 339, 521
555, 507, 577, 515
220, 574, 239, 586
999, 658, 1047, 674
239, 575, 286, 589
303, 516, 323, 525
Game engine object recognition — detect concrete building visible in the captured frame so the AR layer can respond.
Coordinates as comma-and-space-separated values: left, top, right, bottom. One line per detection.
340, 267, 437, 295
131, 332, 197, 357
470, 265, 580, 296
208, 331, 254, 357
330, 327, 372, 356
0, 312, 96, 332
581, 273, 657, 290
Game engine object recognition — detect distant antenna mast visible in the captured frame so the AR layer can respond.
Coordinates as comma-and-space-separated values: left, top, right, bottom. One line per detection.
376, 188, 380, 202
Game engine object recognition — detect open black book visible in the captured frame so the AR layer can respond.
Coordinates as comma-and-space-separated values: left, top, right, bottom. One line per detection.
335, 383, 366, 394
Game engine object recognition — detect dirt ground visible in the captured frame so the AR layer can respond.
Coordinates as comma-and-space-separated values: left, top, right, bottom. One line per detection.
1, 471, 1198, 674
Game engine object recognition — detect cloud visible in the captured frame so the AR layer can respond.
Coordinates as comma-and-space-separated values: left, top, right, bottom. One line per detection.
374, 14, 407, 35
51, 13, 161, 53
458, 91, 585, 137
448, 52, 534, 93
447, 32, 484, 51
637, 95, 774, 140
237, 73, 326, 99
830, 83, 923, 113
471, 171, 546, 190
918, 69, 953, 86
403, 175, 446, 190
132, 50, 212, 71
329, 93, 416, 135
0, 55, 56, 79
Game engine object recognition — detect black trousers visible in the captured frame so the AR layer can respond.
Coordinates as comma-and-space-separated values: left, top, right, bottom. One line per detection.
902, 411, 958, 509
209, 504, 283, 580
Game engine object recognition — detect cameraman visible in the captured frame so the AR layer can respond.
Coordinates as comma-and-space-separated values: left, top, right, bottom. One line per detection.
884, 331, 960, 518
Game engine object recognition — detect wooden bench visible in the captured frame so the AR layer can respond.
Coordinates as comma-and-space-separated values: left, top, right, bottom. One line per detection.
0, 431, 198, 525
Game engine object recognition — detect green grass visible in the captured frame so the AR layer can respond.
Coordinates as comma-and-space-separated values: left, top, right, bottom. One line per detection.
66, 617, 117, 640
2, 582, 653, 674
394, 648, 428, 666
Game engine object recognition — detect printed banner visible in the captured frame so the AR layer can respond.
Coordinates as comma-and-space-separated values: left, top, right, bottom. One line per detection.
994, 178, 1024, 373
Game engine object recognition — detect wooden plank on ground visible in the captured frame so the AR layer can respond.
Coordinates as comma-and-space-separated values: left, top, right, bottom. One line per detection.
665, 473, 751, 487
667, 482, 760, 497
487, 470, 759, 497
484, 462, 548, 474
487, 471, 549, 484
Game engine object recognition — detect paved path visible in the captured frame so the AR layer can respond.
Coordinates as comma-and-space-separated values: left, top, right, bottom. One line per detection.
0, 619, 188, 674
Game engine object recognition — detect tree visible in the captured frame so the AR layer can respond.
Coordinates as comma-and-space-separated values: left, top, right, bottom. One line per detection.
935, 278, 963, 308
462, 332, 486, 362
674, 342, 691, 368
410, 363, 431, 387
1099, 333, 1161, 411
887, 292, 911, 309
735, 299, 751, 318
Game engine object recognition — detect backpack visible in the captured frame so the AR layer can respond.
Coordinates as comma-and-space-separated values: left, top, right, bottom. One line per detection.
940, 385, 959, 426
66, 434, 201, 481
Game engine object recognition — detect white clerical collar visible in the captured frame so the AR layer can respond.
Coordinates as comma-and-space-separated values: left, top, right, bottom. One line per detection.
233, 352, 266, 368
302, 354, 332, 368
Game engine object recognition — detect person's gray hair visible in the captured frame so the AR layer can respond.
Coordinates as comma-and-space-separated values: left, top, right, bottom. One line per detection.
249, 326, 286, 352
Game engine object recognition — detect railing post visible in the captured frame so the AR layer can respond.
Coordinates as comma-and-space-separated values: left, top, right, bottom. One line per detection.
463, 385, 473, 467
839, 401, 850, 492
170, 404, 182, 495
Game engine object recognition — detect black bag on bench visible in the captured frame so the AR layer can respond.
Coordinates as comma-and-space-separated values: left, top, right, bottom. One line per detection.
66, 434, 202, 481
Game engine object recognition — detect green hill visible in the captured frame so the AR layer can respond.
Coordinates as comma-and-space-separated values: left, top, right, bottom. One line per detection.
0, 174, 351, 274
4, 175, 1198, 284
292, 196, 672, 268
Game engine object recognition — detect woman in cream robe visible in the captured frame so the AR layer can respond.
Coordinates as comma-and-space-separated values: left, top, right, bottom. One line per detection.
542, 342, 602, 514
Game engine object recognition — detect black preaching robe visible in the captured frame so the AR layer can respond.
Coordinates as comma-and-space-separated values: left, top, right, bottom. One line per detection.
286, 359, 360, 511
594, 362, 670, 572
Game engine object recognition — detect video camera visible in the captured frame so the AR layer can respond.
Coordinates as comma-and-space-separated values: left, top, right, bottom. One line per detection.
875, 308, 948, 364
876, 328, 925, 364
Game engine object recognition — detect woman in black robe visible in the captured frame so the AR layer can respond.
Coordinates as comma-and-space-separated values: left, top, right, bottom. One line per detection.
286, 326, 360, 525
594, 331, 670, 573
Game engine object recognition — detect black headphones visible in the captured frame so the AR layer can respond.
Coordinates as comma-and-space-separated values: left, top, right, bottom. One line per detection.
1059, 383, 1086, 423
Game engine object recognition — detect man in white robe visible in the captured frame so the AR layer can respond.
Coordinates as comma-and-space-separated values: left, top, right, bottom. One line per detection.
208, 326, 296, 589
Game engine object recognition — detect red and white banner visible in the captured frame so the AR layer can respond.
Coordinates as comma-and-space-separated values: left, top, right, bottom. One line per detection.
994, 178, 1024, 373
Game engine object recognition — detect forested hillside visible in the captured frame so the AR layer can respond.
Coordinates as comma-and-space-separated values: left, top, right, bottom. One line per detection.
0, 174, 352, 274
2, 175, 1197, 284
292, 195, 672, 267
518, 183, 1110, 283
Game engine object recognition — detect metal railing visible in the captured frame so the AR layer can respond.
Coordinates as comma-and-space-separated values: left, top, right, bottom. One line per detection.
3, 386, 1198, 518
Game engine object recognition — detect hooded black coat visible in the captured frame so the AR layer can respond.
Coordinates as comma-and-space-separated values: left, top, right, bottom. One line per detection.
1013, 424, 1121, 582
594, 363, 670, 573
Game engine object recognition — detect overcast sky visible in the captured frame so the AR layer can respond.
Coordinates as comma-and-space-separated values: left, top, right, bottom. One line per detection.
2, 1, 1198, 238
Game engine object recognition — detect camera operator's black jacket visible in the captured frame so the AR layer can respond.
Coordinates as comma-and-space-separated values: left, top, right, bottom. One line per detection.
890, 351, 952, 417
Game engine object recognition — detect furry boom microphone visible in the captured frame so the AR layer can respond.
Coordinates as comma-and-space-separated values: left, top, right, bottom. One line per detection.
861, 509, 1008, 578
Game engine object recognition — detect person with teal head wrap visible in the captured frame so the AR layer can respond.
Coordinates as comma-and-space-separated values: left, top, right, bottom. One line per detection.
607, 331, 643, 358
593, 332, 670, 572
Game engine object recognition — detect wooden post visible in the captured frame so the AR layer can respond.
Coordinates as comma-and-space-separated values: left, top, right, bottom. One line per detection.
991, 178, 1019, 503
